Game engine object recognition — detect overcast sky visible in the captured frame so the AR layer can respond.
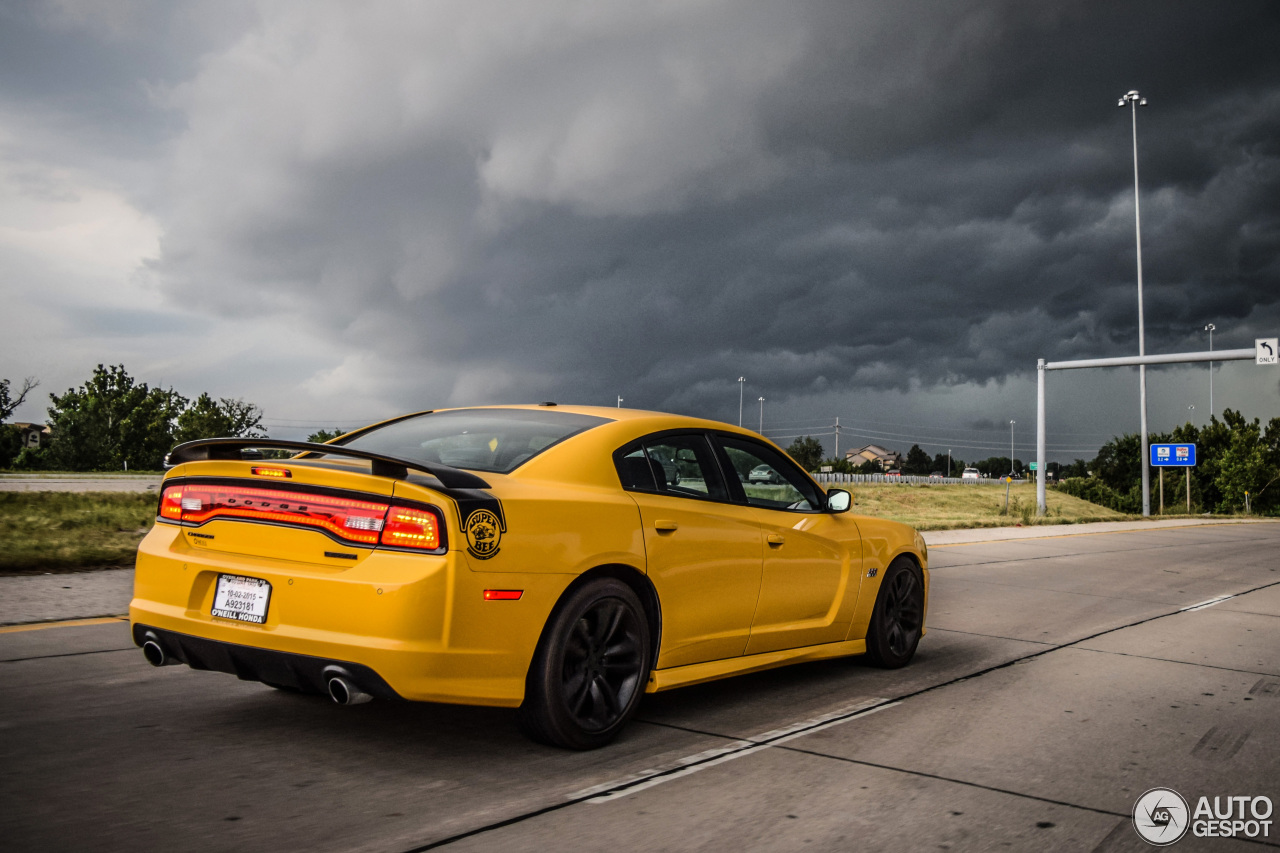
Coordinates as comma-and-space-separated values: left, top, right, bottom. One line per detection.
2, 0, 1278, 463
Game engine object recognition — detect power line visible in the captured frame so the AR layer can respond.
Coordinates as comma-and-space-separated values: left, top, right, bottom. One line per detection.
764, 425, 1104, 454
762, 415, 1116, 439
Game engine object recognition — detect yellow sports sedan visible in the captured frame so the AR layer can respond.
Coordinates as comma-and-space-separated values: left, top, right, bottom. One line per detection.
131, 405, 928, 749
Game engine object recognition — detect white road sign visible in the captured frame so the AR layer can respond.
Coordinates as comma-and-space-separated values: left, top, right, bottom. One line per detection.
1258, 338, 1278, 365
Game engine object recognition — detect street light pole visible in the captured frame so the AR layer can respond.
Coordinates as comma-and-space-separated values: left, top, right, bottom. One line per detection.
758, 397, 765, 433
1009, 420, 1016, 476
1204, 323, 1215, 416
947, 449, 952, 478
1120, 89, 1151, 517
738, 377, 745, 427
617, 395, 623, 408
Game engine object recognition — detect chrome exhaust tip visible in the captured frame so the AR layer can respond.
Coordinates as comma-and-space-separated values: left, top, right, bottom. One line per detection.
142, 639, 178, 667
327, 675, 372, 706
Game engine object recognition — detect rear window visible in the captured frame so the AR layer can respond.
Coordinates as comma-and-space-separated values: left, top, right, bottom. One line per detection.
335, 409, 610, 474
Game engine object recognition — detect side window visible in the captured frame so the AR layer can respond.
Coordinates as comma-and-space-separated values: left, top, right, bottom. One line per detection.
616, 447, 658, 492
614, 434, 728, 502
716, 436, 822, 512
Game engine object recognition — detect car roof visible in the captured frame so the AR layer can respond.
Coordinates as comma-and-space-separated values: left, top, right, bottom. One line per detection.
364, 403, 765, 434
393, 404, 800, 486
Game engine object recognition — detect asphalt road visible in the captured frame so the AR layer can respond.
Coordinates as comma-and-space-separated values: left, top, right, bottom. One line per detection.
2, 522, 1278, 852
0, 475, 161, 492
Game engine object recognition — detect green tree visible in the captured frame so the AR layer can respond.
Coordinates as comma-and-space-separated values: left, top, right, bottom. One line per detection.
785, 436, 825, 471
1091, 433, 1142, 493
1212, 412, 1280, 513
0, 377, 37, 421
852, 458, 882, 475
173, 394, 265, 444
1, 377, 38, 468
1059, 459, 1089, 479
903, 444, 932, 475
44, 365, 187, 471
306, 428, 346, 444
930, 452, 960, 476
820, 456, 854, 474
974, 456, 1011, 477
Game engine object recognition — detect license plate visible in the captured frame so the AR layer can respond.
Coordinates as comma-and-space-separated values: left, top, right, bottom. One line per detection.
211, 574, 272, 624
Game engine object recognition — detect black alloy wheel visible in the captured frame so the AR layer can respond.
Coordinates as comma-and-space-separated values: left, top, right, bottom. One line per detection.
519, 578, 651, 750
864, 558, 924, 669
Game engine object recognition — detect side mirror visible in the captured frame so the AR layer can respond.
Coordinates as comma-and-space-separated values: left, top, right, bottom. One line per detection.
826, 488, 852, 513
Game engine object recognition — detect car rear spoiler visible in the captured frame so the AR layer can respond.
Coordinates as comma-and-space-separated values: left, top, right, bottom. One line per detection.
164, 438, 491, 490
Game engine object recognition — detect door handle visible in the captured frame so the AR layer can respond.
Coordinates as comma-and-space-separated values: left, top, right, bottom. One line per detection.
767, 533, 785, 546
654, 519, 679, 532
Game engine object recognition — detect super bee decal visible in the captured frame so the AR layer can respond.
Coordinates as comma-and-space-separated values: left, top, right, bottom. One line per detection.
454, 492, 507, 560
465, 509, 504, 559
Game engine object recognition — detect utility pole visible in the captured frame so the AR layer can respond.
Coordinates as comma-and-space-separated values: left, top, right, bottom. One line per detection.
834, 417, 841, 458
738, 377, 745, 427
758, 397, 765, 433
1204, 324, 1215, 416
1009, 420, 1016, 476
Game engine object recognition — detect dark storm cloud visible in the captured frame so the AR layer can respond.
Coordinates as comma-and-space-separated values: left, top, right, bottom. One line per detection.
5, 0, 1278, 427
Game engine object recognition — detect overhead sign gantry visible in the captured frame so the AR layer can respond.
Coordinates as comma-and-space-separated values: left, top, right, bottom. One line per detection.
1035, 342, 1274, 517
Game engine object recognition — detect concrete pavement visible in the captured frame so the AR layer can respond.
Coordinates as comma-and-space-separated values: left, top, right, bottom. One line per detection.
2, 521, 1277, 851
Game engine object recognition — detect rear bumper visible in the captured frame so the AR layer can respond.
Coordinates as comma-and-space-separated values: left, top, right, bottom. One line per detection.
130, 524, 572, 707
133, 624, 400, 699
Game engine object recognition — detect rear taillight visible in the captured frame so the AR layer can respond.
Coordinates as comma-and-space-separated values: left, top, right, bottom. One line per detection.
381, 507, 441, 551
160, 486, 184, 521
157, 483, 443, 551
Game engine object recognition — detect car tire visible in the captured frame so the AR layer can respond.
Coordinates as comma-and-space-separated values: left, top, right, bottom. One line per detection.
518, 578, 651, 750
863, 558, 924, 669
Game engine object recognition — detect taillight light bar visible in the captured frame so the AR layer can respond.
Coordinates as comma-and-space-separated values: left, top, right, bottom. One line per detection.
157, 483, 442, 551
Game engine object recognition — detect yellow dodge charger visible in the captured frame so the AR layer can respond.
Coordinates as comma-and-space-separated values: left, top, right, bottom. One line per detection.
131, 405, 928, 749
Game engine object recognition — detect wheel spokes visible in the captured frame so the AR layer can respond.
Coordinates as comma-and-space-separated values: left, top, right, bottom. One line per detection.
558, 596, 646, 732
597, 601, 626, 646
886, 620, 905, 655
568, 670, 592, 715
882, 570, 922, 657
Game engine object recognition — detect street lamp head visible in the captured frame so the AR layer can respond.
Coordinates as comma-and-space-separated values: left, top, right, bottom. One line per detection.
1119, 91, 1147, 106
738, 377, 744, 382
1204, 323, 1215, 332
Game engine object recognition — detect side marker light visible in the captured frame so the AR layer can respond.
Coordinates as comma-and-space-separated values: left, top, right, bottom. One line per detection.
483, 590, 523, 601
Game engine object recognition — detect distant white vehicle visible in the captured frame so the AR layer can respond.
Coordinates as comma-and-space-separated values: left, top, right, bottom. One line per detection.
961, 467, 980, 481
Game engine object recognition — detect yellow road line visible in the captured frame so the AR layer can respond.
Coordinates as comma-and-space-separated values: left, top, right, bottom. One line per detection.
0, 616, 129, 634
930, 519, 1277, 549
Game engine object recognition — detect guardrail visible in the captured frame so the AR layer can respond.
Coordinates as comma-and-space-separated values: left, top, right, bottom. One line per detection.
812, 473, 1000, 485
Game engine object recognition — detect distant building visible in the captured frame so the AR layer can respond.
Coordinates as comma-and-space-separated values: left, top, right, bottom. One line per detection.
10, 422, 50, 449
845, 444, 901, 471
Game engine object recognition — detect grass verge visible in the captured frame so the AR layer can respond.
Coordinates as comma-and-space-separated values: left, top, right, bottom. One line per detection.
0, 482, 1196, 574
0, 492, 156, 574
844, 481, 1134, 530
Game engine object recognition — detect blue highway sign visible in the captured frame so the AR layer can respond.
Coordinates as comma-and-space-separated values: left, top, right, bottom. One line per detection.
1150, 443, 1196, 467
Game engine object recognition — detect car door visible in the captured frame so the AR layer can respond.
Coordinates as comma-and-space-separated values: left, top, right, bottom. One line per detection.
713, 434, 864, 655
616, 433, 764, 669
